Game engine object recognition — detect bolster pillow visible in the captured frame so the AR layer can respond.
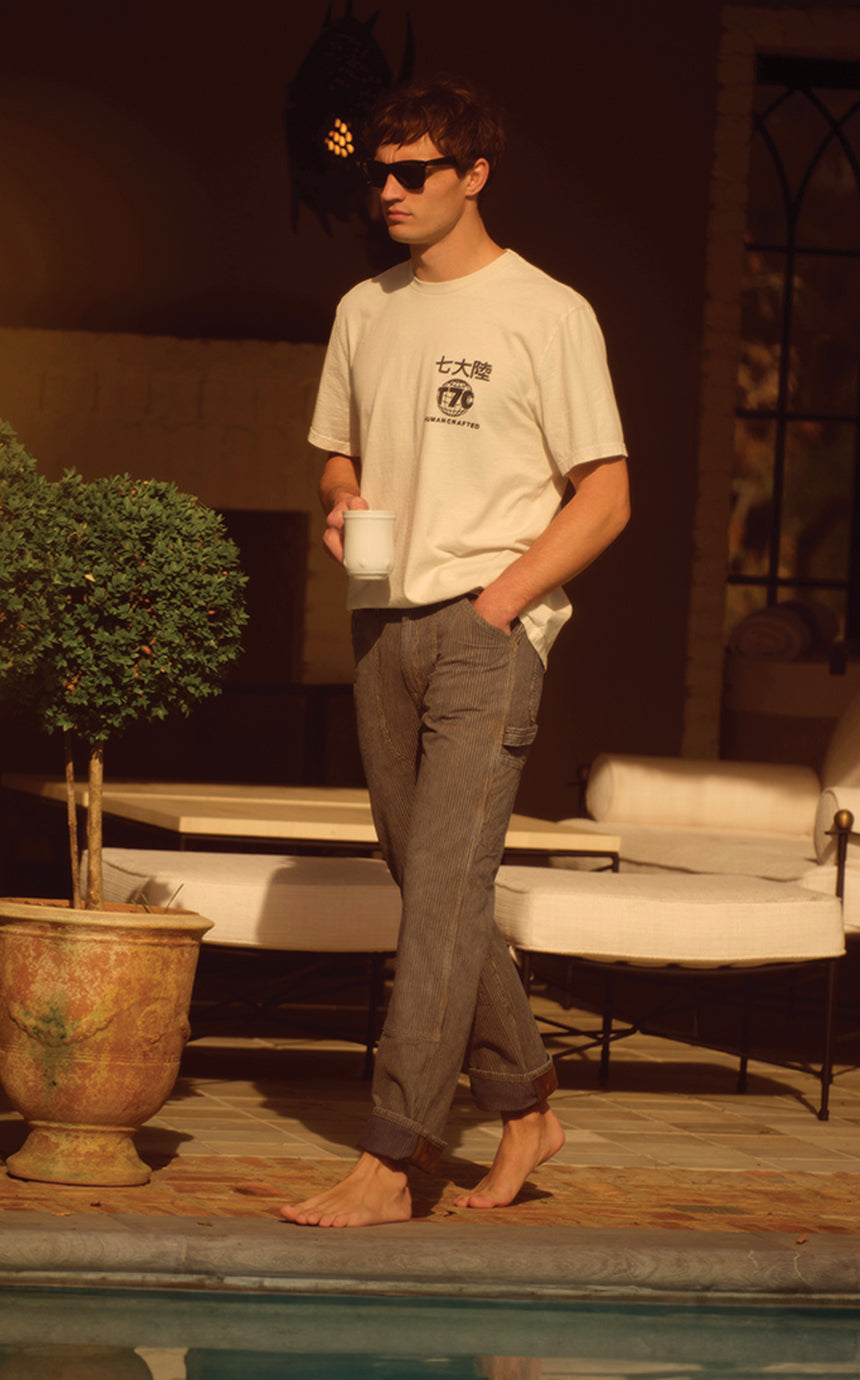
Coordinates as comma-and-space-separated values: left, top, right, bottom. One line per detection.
586, 754, 819, 837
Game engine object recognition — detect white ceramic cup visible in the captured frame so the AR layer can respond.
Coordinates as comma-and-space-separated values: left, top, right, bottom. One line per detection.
342, 509, 396, 580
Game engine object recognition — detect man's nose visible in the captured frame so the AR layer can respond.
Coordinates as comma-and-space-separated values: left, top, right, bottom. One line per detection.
380, 173, 404, 199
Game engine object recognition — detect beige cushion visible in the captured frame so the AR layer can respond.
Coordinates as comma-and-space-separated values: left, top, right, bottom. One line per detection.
553, 816, 815, 881
495, 866, 844, 967
95, 849, 402, 951
585, 754, 818, 836
800, 862, 860, 934
822, 689, 860, 788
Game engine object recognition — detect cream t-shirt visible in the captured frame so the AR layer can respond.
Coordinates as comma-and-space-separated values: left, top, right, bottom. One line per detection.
309, 249, 627, 663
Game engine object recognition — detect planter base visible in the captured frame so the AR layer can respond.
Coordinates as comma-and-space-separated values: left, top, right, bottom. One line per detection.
6, 1121, 151, 1186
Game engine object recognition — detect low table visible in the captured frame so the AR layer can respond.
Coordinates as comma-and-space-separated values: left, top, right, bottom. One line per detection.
2, 775, 620, 866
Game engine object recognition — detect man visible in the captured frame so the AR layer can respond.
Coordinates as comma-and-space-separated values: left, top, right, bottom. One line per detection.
281, 79, 629, 1228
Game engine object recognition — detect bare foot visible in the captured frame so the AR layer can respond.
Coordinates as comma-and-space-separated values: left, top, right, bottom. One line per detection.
280, 1152, 412, 1227
453, 1103, 565, 1209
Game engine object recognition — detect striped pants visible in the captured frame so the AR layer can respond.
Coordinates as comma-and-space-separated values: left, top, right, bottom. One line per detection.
351, 595, 557, 1171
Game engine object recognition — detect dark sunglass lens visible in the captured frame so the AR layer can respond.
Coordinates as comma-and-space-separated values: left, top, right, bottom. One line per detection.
365, 162, 388, 189
394, 162, 426, 190
365, 160, 427, 191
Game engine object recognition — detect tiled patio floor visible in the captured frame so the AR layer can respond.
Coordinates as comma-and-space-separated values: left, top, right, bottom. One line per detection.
2, 994, 859, 1236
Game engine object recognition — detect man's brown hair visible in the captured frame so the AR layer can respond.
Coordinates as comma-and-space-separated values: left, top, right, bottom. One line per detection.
361, 78, 505, 182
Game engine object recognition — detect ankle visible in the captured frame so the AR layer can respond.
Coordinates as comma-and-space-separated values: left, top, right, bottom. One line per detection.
501, 1100, 551, 1128
358, 1151, 409, 1179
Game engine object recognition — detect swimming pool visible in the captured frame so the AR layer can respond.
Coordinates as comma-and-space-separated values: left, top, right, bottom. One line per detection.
1, 1287, 859, 1379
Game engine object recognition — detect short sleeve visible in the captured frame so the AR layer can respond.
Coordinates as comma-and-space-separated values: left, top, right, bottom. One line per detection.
536, 301, 627, 474
308, 307, 360, 456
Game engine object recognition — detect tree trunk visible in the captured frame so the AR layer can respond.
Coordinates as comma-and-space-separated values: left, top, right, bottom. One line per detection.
64, 732, 81, 909
84, 743, 105, 910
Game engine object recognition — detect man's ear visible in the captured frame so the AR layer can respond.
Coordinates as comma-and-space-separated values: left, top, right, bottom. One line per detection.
466, 158, 490, 197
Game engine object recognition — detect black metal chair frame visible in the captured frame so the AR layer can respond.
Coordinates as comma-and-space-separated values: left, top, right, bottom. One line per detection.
515, 809, 854, 1122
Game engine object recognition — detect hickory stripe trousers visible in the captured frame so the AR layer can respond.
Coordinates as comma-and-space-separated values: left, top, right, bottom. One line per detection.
351, 595, 557, 1171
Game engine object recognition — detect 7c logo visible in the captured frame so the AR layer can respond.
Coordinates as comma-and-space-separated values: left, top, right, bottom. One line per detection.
436, 379, 475, 417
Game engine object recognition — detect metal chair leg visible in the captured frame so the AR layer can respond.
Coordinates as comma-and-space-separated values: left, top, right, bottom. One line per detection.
818, 956, 839, 1122
599, 972, 614, 1085
518, 949, 533, 994
817, 808, 853, 1118
737, 974, 750, 1093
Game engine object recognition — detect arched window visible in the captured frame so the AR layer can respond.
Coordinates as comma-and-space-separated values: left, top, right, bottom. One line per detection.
728, 54, 860, 652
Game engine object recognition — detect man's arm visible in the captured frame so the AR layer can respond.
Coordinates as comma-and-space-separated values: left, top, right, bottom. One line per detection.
473, 456, 630, 632
320, 452, 368, 563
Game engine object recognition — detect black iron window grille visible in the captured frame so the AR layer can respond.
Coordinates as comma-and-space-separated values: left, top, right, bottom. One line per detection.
728, 53, 860, 651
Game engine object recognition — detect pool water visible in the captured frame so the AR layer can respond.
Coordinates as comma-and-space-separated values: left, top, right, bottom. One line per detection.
0, 1288, 859, 1378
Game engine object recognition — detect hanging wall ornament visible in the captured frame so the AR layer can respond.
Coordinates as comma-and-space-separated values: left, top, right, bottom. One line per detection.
285, 2, 414, 233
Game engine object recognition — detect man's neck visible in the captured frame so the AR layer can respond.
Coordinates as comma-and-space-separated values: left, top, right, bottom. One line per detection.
411, 219, 504, 283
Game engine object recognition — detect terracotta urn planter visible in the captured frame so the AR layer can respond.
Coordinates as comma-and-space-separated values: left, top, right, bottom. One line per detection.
0, 899, 212, 1186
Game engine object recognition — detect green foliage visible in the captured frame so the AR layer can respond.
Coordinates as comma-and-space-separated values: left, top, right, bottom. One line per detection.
0, 421, 61, 708
0, 421, 249, 746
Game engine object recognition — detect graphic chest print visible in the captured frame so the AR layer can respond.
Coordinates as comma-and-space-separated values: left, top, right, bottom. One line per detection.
426, 354, 493, 430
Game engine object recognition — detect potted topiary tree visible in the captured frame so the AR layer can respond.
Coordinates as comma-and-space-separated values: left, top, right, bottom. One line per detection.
0, 419, 248, 1185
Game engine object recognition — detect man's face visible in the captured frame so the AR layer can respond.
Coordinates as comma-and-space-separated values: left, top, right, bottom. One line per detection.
374, 135, 474, 250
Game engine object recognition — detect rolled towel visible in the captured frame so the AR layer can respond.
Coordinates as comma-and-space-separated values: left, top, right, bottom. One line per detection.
729, 603, 817, 660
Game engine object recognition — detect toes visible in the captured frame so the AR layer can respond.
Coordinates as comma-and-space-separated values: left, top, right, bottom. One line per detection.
455, 1191, 507, 1210
457, 1179, 490, 1199
280, 1202, 324, 1225
453, 1184, 493, 1209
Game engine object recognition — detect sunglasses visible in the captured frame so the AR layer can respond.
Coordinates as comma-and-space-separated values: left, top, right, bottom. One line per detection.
361, 156, 459, 191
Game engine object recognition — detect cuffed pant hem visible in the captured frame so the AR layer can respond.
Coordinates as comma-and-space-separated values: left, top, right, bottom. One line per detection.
358, 1114, 444, 1174
468, 1060, 558, 1114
